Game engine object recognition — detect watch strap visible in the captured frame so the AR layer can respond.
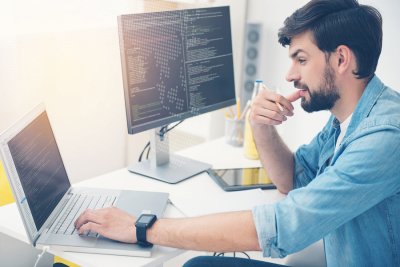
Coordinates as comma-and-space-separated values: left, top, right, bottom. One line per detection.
136, 223, 153, 247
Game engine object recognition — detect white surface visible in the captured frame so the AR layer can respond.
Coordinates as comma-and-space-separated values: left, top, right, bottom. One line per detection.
178, 137, 262, 169
170, 177, 284, 217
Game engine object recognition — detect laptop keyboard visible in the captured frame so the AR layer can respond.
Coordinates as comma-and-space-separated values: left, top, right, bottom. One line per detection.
51, 194, 116, 237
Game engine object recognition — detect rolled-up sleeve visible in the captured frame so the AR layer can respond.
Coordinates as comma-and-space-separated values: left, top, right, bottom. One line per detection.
252, 204, 280, 257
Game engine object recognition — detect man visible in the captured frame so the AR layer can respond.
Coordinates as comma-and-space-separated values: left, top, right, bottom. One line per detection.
75, 0, 400, 266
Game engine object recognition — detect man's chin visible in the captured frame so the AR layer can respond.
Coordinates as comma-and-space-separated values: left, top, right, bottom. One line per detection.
301, 100, 317, 113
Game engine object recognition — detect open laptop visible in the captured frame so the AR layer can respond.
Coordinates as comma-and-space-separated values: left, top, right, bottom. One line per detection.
0, 104, 169, 257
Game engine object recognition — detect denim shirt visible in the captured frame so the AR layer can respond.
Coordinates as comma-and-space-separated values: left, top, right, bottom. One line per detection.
252, 76, 400, 266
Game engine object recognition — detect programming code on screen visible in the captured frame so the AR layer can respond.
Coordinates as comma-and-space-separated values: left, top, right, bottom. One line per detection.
118, 6, 235, 133
8, 112, 70, 230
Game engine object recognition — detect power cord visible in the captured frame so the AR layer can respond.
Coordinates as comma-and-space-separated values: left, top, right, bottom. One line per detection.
138, 141, 150, 162
213, 251, 251, 259
138, 121, 184, 162
33, 246, 49, 267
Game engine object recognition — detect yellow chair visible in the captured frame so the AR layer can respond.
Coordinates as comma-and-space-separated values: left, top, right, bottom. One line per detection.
53, 256, 80, 267
0, 160, 15, 206
0, 160, 79, 267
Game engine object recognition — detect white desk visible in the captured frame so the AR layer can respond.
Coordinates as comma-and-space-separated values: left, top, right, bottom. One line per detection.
0, 138, 287, 267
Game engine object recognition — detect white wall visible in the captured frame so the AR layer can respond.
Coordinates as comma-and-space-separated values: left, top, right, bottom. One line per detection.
247, 0, 400, 150
0, 0, 143, 183
0, 0, 247, 183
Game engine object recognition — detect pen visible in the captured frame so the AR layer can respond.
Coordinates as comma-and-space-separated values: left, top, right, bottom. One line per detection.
224, 110, 233, 119
227, 106, 235, 118
262, 84, 284, 112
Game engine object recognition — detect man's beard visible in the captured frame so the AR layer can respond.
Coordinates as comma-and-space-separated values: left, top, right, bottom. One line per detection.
295, 65, 340, 113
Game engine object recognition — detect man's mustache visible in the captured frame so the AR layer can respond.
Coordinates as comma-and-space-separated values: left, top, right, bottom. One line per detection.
294, 81, 309, 91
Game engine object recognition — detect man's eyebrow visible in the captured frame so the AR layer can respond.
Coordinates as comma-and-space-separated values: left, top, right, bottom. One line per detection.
290, 49, 308, 59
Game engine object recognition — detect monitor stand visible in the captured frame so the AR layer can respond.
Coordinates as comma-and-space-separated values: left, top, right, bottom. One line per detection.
128, 128, 211, 184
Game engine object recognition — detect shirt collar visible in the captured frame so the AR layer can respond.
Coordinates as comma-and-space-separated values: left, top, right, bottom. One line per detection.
333, 75, 385, 138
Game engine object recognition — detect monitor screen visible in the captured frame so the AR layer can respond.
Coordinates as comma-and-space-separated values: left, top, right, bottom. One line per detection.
118, 6, 236, 134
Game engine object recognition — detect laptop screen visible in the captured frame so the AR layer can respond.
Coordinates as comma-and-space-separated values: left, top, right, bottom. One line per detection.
8, 111, 70, 230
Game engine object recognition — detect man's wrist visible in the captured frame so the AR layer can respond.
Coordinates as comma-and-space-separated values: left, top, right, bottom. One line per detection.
252, 123, 276, 145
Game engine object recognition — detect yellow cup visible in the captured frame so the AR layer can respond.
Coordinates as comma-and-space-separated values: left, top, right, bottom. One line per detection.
243, 111, 259, 159
258, 168, 272, 184
242, 168, 259, 185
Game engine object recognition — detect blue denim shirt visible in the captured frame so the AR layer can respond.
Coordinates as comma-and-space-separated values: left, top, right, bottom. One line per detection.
252, 76, 400, 266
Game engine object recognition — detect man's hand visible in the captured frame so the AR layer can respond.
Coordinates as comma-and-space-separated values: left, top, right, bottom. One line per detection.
74, 207, 137, 243
250, 89, 301, 126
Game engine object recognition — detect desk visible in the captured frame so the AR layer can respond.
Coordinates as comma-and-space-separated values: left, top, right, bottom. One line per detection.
0, 138, 287, 267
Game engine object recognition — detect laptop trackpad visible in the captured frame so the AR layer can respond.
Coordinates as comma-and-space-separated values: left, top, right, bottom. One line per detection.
115, 190, 169, 217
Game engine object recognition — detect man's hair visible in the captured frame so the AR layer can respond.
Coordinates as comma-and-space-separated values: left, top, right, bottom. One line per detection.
278, 0, 382, 79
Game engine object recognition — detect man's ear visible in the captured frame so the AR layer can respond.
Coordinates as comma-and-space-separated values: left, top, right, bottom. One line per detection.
335, 45, 352, 74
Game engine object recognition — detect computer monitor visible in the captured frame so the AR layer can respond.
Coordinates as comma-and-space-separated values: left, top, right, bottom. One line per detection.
117, 6, 236, 183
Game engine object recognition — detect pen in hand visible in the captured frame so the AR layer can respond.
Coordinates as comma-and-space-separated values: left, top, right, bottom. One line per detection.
262, 84, 284, 112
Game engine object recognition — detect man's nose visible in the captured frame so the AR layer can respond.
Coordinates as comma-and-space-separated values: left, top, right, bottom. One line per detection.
286, 64, 300, 82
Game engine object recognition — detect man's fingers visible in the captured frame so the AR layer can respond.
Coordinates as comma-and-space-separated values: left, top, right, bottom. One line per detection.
75, 209, 102, 229
286, 90, 302, 103
254, 114, 283, 125
260, 90, 295, 112
256, 106, 287, 122
78, 222, 103, 236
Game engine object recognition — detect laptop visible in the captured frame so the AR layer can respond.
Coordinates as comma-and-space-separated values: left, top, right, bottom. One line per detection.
0, 104, 169, 257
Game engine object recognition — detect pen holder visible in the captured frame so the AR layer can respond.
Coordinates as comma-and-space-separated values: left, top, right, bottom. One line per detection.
225, 118, 244, 146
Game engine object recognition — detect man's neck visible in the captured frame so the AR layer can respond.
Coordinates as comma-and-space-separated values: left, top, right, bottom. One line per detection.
331, 78, 367, 123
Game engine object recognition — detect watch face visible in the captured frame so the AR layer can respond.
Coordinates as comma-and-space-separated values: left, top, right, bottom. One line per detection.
139, 214, 155, 224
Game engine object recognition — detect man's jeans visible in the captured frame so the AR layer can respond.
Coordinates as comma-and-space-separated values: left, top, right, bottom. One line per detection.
183, 256, 287, 267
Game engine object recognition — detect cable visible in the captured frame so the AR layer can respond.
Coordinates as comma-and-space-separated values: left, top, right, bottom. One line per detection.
33, 246, 49, 267
164, 120, 184, 133
212, 251, 251, 259
156, 120, 184, 139
146, 145, 151, 160
137, 120, 184, 162
138, 141, 150, 162
242, 252, 251, 259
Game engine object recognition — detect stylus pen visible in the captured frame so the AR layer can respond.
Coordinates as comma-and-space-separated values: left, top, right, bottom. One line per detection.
236, 97, 241, 119
262, 84, 284, 112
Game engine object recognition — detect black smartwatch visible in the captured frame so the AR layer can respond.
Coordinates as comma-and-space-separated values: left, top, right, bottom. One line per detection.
135, 214, 157, 247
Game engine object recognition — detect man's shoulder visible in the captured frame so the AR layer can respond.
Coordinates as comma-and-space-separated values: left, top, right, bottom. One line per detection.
364, 85, 400, 128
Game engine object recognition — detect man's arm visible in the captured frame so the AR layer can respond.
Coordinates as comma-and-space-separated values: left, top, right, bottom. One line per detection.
250, 90, 301, 194
75, 208, 261, 252
149, 211, 260, 252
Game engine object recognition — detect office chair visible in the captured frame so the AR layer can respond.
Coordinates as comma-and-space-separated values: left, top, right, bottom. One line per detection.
0, 160, 79, 267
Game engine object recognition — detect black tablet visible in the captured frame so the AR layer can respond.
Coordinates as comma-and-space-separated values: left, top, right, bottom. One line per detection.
207, 168, 276, 191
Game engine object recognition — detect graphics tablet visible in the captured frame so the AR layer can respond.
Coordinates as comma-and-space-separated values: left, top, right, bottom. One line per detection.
207, 168, 276, 191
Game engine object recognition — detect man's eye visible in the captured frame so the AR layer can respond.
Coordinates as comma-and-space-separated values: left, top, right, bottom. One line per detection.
298, 58, 306, 65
